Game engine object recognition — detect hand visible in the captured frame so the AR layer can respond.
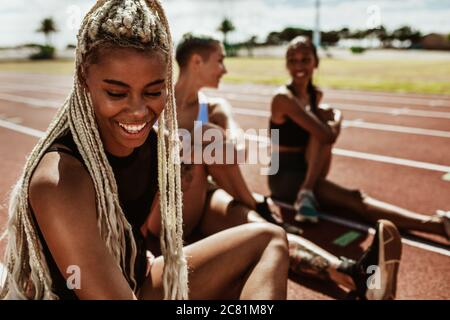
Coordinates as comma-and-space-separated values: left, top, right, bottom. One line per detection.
317, 105, 335, 122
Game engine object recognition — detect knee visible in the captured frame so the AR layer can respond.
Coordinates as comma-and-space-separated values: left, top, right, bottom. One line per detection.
254, 223, 289, 261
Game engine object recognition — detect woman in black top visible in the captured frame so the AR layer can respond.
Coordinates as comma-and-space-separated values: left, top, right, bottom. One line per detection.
1, 0, 289, 300
269, 36, 449, 240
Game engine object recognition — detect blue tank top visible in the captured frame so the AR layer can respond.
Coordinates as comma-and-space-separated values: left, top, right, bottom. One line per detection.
197, 92, 209, 124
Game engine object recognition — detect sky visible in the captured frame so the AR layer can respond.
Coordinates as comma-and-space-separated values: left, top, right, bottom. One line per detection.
1, 0, 449, 48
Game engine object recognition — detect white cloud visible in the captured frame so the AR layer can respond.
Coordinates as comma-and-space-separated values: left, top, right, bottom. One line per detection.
0, 0, 449, 48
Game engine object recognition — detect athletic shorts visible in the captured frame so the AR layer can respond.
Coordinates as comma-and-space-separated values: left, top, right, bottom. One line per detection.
268, 152, 308, 204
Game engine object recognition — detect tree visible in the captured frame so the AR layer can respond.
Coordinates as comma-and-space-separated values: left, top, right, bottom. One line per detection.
338, 27, 350, 39
279, 27, 311, 42
244, 35, 258, 57
392, 25, 421, 45
372, 25, 394, 48
37, 17, 58, 46
217, 18, 235, 45
266, 31, 282, 45
321, 31, 340, 46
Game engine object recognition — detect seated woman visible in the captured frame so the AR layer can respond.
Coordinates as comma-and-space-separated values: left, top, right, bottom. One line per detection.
143, 34, 404, 300
0, 0, 289, 300
268, 36, 450, 241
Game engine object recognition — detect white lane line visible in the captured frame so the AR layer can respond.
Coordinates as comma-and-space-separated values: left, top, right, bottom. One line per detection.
0, 83, 70, 95
0, 119, 44, 138
1, 118, 449, 257
208, 87, 450, 106
332, 149, 450, 173
325, 93, 450, 108
0, 93, 61, 108
234, 107, 270, 117
223, 94, 450, 119
274, 200, 450, 257
341, 120, 450, 138
243, 132, 450, 173
2, 90, 450, 120
337, 103, 450, 119
2, 92, 449, 139
210, 91, 450, 109
233, 107, 450, 138
1, 76, 449, 106
3, 118, 449, 174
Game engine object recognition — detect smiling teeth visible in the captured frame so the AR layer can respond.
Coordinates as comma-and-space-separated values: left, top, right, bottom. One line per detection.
119, 122, 147, 134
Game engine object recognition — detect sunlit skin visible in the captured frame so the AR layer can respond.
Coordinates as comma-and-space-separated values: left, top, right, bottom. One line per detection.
197, 42, 227, 89
175, 42, 229, 133
27, 45, 289, 300
85, 48, 167, 157
272, 43, 448, 244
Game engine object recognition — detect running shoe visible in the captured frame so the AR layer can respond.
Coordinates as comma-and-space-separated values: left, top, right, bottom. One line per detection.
349, 220, 402, 300
293, 190, 320, 223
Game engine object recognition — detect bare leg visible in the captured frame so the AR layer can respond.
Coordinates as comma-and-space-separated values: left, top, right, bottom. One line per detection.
287, 234, 355, 290
206, 144, 258, 210
302, 136, 332, 190
315, 179, 446, 236
144, 162, 358, 291
198, 189, 356, 290
139, 223, 289, 300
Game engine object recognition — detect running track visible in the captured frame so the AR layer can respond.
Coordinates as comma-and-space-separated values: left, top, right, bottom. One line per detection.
0, 72, 449, 299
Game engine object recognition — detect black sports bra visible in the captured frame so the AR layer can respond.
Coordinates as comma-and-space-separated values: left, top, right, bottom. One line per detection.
31, 128, 158, 299
269, 85, 318, 148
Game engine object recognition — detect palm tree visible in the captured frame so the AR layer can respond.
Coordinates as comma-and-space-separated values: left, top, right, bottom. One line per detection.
37, 18, 58, 46
217, 18, 235, 45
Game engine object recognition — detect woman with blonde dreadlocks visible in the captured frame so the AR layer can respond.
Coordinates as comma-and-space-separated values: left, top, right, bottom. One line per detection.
0, 0, 289, 300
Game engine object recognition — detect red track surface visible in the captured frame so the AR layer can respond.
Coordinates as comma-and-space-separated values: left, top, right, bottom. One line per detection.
0, 72, 449, 299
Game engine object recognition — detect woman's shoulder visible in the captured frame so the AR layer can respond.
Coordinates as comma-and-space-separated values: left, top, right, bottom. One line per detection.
29, 148, 94, 217
271, 86, 294, 112
273, 85, 292, 99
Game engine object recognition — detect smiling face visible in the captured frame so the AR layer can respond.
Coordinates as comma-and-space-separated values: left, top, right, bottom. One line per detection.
286, 47, 318, 86
84, 47, 167, 157
197, 42, 227, 89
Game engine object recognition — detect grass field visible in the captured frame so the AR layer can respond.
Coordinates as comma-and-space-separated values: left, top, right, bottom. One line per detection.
224, 57, 450, 94
1, 57, 449, 94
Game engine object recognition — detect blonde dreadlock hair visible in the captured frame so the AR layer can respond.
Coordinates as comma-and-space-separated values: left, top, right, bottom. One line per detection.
0, 0, 188, 300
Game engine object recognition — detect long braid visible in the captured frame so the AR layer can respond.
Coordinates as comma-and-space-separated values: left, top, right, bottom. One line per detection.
1, 0, 187, 300
148, 0, 188, 300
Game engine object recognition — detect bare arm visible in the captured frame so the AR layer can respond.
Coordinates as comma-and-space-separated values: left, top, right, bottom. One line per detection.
29, 153, 137, 300
271, 94, 338, 144
208, 98, 241, 141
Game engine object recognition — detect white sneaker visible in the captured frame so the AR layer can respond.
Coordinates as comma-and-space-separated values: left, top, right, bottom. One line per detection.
293, 190, 319, 223
366, 220, 402, 300
350, 220, 402, 300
